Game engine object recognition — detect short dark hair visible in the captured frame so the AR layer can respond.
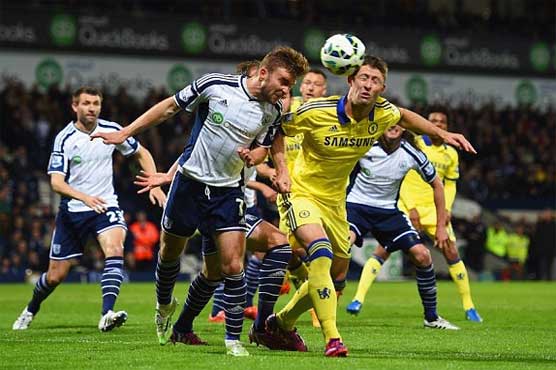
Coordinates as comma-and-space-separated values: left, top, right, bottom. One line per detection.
260, 46, 309, 79
427, 106, 449, 119
236, 60, 260, 76
304, 68, 327, 81
350, 55, 389, 81
72, 86, 102, 102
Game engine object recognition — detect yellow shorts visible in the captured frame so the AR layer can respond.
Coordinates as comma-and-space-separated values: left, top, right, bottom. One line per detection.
278, 193, 351, 258
404, 205, 456, 242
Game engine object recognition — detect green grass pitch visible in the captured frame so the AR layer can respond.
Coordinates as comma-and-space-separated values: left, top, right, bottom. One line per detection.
1, 281, 555, 369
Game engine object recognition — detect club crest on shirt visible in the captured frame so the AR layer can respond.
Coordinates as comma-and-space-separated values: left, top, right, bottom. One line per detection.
49, 154, 64, 169
368, 122, 378, 135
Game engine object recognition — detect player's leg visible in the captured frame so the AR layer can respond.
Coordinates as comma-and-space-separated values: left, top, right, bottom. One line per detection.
96, 224, 128, 331
216, 230, 250, 356
348, 244, 389, 314
13, 258, 73, 330
170, 241, 219, 346
406, 244, 459, 330
14, 209, 84, 330
156, 174, 209, 342
245, 220, 291, 339
244, 253, 263, 317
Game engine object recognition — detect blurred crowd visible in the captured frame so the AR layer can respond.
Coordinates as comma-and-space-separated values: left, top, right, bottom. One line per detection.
6, 0, 554, 39
0, 81, 554, 281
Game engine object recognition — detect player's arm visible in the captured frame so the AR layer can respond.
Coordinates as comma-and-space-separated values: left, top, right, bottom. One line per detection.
133, 146, 166, 207
50, 173, 107, 214
270, 129, 290, 193
398, 108, 476, 153
430, 176, 449, 249
255, 162, 276, 182
92, 97, 181, 145
237, 145, 269, 168
247, 180, 278, 204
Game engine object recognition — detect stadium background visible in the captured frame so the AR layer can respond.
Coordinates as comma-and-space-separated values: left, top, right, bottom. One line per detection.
0, 0, 555, 285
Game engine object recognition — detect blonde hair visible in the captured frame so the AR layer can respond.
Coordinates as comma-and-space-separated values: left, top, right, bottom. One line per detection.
260, 46, 309, 79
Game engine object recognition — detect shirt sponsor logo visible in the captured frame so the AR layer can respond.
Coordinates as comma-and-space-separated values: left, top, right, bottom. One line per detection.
211, 112, 224, 124
323, 137, 374, 147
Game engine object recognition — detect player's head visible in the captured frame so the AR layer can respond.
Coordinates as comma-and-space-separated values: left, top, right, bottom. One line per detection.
427, 108, 449, 131
299, 69, 327, 102
347, 55, 388, 106
236, 60, 260, 77
383, 125, 404, 141
257, 46, 309, 104
72, 86, 102, 126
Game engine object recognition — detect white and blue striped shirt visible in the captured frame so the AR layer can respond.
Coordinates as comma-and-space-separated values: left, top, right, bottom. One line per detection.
47, 119, 140, 212
174, 73, 282, 187
347, 139, 436, 209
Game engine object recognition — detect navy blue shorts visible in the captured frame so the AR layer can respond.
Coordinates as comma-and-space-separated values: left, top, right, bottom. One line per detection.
162, 172, 248, 238
202, 205, 261, 256
347, 202, 421, 253
50, 206, 127, 260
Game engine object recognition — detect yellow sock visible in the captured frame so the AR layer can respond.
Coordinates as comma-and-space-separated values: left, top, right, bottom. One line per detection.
289, 262, 309, 289
308, 256, 340, 341
353, 257, 382, 303
277, 280, 313, 330
448, 260, 475, 310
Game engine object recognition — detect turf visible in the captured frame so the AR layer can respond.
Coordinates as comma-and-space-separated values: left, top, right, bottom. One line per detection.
1, 281, 555, 369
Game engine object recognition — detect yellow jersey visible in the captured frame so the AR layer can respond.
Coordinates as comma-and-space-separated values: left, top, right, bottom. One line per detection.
400, 135, 459, 210
282, 95, 401, 205
283, 96, 305, 174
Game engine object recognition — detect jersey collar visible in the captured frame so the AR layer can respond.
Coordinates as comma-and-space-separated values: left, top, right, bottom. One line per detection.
336, 95, 375, 126
240, 75, 257, 101
422, 135, 433, 146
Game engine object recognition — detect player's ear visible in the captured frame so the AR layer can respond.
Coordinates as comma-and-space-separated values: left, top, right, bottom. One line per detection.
259, 67, 268, 81
71, 100, 78, 113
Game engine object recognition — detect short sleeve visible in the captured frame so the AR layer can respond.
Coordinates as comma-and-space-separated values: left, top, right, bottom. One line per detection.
116, 136, 141, 157
47, 151, 68, 175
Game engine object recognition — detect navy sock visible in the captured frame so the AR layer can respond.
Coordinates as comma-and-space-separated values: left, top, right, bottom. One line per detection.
255, 245, 291, 331
173, 273, 220, 334
245, 255, 262, 307
223, 271, 246, 340
27, 273, 57, 315
155, 255, 180, 305
416, 264, 438, 321
211, 283, 225, 317
101, 256, 124, 315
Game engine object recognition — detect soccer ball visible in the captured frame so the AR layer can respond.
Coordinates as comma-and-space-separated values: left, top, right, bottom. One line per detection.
320, 34, 366, 76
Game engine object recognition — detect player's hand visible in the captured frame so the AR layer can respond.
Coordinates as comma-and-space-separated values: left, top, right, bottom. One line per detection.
149, 187, 167, 208
237, 147, 256, 167
409, 208, 422, 231
134, 170, 172, 194
83, 195, 108, 213
439, 131, 476, 154
90, 130, 128, 145
261, 187, 278, 204
273, 171, 291, 193
434, 226, 450, 250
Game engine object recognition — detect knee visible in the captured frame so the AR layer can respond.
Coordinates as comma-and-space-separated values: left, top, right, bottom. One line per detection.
413, 248, 432, 267
221, 260, 244, 276
266, 230, 288, 249
46, 270, 66, 286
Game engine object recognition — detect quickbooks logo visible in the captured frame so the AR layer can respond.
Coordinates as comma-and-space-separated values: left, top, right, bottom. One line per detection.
406, 75, 428, 103
35, 59, 63, 88
50, 14, 76, 46
530, 42, 550, 72
167, 64, 192, 92
181, 22, 207, 54
420, 35, 442, 66
211, 112, 224, 124
515, 80, 537, 105
304, 28, 326, 60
